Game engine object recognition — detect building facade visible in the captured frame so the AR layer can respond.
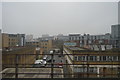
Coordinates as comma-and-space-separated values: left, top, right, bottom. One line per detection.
40, 39, 53, 53
2, 33, 25, 50
68, 33, 112, 50
2, 33, 9, 49
111, 24, 120, 48
26, 41, 40, 47
63, 45, 120, 78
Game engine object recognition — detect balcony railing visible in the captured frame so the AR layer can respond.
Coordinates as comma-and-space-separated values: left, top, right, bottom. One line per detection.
2, 53, 120, 79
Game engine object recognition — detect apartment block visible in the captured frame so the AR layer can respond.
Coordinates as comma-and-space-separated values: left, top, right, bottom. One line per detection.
40, 39, 53, 53
2, 33, 25, 50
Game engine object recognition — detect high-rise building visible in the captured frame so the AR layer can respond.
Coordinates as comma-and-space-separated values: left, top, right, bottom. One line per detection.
111, 24, 120, 48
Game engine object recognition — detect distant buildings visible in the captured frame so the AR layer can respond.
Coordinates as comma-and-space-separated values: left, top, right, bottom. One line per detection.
56, 34, 69, 41
40, 39, 53, 53
68, 33, 112, 51
26, 40, 39, 47
42, 34, 49, 38
26, 39, 53, 53
111, 24, 120, 48
2, 33, 25, 50
25, 34, 33, 42
67, 24, 120, 50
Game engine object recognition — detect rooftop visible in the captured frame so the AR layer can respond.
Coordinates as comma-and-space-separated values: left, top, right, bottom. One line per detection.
2, 68, 63, 78
68, 47, 85, 51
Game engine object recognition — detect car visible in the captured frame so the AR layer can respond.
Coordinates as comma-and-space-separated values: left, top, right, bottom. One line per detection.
57, 63, 63, 67
34, 59, 47, 66
34, 60, 42, 64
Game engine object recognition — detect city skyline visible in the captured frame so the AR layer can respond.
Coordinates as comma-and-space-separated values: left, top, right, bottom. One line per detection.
2, 2, 118, 38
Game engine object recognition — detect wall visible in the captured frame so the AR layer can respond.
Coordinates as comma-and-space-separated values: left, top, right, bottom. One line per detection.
2, 47, 36, 69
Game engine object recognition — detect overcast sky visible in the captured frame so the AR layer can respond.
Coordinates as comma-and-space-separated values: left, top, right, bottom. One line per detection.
2, 2, 118, 38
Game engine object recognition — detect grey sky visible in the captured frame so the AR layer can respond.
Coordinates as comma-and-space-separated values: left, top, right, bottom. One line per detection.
2, 2, 118, 38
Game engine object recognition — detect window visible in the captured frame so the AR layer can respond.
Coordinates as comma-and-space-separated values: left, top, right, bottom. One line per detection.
72, 37, 74, 40
78, 56, 82, 61
100, 56, 103, 61
74, 56, 78, 61
113, 56, 118, 61
89, 67, 97, 73
106, 56, 112, 61
74, 67, 87, 72
82, 56, 86, 61
118, 56, 120, 61
103, 56, 106, 61
88, 56, 97, 61
89, 56, 94, 61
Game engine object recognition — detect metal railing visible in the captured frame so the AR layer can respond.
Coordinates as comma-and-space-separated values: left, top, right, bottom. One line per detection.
2, 53, 120, 78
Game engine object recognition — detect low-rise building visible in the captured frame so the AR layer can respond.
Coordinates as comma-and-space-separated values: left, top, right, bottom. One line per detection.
69, 33, 112, 49
63, 45, 120, 78
26, 41, 40, 47
2, 33, 25, 50
40, 39, 53, 53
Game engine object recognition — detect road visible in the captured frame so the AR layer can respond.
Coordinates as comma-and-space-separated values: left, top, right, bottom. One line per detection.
33, 53, 69, 78
33, 53, 64, 67
46, 53, 64, 67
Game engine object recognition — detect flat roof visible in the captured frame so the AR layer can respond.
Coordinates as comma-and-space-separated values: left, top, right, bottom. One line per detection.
2, 68, 63, 78
68, 47, 85, 51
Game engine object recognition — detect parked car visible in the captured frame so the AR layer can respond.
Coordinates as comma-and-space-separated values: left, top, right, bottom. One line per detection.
57, 63, 63, 67
34, 59, 47, 67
